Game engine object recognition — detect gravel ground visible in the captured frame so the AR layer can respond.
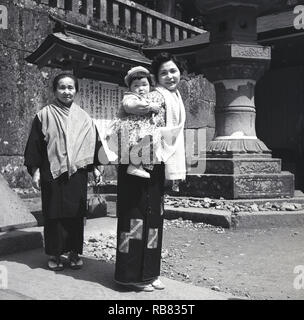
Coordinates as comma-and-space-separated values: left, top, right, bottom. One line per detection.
83, 217, 304, 300
16, 187, 304, 300
164, 196, 304, 213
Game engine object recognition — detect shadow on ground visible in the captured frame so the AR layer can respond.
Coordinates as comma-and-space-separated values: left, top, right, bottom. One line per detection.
1, 248, 132, 293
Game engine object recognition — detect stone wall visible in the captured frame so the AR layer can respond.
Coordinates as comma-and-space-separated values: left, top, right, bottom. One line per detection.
0, 0, 215, 187
0, 0, 60, 187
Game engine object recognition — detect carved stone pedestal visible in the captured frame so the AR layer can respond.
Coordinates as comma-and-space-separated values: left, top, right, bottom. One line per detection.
180, 155, 294, 199
180, 1, 295, 200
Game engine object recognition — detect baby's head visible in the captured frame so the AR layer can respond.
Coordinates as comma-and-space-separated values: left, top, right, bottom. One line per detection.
124, 66, 152, 95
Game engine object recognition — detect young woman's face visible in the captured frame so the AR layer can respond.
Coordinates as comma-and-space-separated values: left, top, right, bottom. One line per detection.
130, 77, 150, 95
54, 77, 77, 106
157, 60, 181, 91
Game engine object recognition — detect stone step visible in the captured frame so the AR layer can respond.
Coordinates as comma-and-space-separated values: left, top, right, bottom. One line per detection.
164, 205, 304, 229
179, 171, 294, 199
187, 158, 282, 175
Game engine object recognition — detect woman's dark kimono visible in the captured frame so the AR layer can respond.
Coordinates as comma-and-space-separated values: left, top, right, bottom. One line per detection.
24, 115, 100, 256
114, 91, 166, 284
114, 164, 165, 284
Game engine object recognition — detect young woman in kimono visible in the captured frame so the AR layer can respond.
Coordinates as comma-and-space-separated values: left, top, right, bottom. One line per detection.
114, 53, 187, 291
24, 73, 102, 271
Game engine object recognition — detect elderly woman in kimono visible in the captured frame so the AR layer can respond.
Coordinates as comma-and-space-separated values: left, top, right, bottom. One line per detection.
24, 73, 102, 271
114, 52, 186, 291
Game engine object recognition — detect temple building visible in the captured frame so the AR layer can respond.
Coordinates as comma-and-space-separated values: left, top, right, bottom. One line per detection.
1, 0, 304, 198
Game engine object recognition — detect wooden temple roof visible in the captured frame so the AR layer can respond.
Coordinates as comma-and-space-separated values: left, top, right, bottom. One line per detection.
27, 8, 304, 78
26, 16, 151, 84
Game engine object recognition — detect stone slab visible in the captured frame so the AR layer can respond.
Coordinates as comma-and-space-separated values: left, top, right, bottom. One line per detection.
179, 171, 294, 199
231, 210, 304, 229
0, 175, 37, 232
165, 206, 231, 228
234, 171, 294, 199
165, 205, 304, 229
204, 158, 282, 174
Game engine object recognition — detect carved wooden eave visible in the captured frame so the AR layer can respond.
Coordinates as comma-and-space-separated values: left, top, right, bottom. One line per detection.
26, 15, 151, 84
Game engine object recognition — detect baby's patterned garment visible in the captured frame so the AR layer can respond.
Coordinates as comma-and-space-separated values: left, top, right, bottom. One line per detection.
113, 90, 166, 147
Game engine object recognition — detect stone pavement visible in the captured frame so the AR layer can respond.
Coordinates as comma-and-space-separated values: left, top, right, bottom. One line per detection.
0, 248, 236, 300
0, 216, 240, 300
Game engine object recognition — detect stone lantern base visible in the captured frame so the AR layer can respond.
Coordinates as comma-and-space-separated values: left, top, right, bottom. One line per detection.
177, 1, 296, 200
180, 153, 294, 200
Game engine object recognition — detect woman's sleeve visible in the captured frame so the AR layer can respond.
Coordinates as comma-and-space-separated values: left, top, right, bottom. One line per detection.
24, 115, 44, 176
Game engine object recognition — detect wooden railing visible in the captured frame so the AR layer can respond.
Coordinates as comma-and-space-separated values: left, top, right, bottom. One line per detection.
39, 0, 204, 43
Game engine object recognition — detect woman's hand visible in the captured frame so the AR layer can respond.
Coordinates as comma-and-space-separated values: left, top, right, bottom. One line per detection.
93, 166, 104, 185
32, 168, 41, 190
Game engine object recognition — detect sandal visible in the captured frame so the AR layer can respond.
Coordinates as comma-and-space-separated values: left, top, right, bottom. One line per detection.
47, 256, 64, 271
131, 283, 154, 292
151, 278, 165, 290
69, 252, 83, 270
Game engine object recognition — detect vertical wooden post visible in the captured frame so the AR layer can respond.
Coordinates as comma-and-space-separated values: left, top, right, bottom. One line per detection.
136, 11, 142, 33
113, 2, 119, 26
100, 0, 107, 22
156, 19, 162, 39
87, 0, 94, 17
165, 23, 171, 42
125, 7, 131, 30
72, 0, 79, 13
174, 26, 179, 41
119, 4, 125, 28
147, 16, 153, 38
57, 0, 65, 9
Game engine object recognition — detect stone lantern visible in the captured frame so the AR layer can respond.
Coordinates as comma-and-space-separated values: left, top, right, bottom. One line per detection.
179, 0, 294, 199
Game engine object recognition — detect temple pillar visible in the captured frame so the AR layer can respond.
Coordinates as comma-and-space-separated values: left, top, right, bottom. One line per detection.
180, 1, 294, 199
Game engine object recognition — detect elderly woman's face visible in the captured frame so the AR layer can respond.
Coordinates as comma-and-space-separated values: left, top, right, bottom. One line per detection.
157, 60, 180, 91
55, 77, 76, 106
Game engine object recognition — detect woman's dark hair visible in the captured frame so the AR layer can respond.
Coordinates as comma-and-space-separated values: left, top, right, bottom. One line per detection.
128, 71, 153, 87
151, 52, 183, 83
52, 73, 79, 93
